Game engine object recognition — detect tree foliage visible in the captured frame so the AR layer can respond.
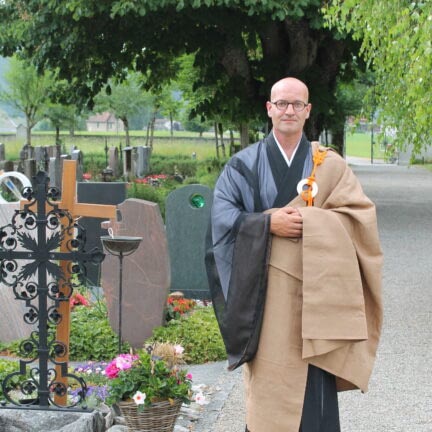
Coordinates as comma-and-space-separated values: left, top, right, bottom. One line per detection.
1, 0, 361, 152
94, 73, 151, 145
324, 0, 432, 155
0, 57, 53, 144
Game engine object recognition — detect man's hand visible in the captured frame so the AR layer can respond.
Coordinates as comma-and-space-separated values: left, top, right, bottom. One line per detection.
270, 206, 303, 238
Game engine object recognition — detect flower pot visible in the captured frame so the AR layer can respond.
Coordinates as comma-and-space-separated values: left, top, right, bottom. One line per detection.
117, 399, 182, 432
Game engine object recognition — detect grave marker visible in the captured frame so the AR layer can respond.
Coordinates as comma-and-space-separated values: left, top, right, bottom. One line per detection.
20, 159, 117, 404
101, 198, 170, 348
77, 182, 127, 286
0, 202, 36, 342
165, 184, 213, 299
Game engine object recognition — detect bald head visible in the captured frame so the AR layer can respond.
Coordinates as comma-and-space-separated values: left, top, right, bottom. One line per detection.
266, 77, 312, 146
270, 77, 309, 102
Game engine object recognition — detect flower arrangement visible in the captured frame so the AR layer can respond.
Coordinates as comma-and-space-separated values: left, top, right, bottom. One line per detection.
165, 296, 196, 322
104, 346, 192, 412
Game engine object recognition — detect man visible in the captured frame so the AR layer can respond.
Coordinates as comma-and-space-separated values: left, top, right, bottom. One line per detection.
206, 77, 383, 431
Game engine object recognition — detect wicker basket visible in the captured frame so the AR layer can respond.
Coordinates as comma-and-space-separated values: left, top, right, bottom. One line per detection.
118, 399, 183, 432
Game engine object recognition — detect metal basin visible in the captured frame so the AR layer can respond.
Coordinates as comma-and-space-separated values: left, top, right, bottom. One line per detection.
100, 236, 142, 255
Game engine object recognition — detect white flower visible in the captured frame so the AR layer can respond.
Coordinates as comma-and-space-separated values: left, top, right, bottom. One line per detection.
173, 344, 184, 355
132, 391, 146, 405
194, 391, 208, 406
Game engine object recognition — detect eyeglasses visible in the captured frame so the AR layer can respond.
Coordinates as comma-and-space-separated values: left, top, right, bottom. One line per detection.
270, 100, 308, 112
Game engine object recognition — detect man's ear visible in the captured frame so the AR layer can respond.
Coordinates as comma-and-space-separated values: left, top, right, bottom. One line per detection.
265, 101, 272, 117
305, 103, 312, 119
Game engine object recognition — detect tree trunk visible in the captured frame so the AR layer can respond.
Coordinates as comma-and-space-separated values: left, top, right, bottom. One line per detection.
123, 117, 130, 147
218, 123, 226, 158
55, 126, 60, 146
239, 122, 249, 149
149, 114, 156, 149
26, 119, 32, 146
330, 127, 345, 156
146, 110, 157, 149
214, 122, 220, 159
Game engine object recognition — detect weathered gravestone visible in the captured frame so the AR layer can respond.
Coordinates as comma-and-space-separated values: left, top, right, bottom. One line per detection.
34, 146, 49, 172
0, 202, 36, 342
136, 146, 151, 177
165, 184, 213, 299
101, 198, 170, 348
23, 159, 36, 181
48, 155, 65, 190
77, 182, 127, 286
71, 149, 84, 181
108, 146, 120, 178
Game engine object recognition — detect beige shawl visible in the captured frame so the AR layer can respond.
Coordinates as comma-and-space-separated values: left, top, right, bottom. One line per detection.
244, 145, 383, 431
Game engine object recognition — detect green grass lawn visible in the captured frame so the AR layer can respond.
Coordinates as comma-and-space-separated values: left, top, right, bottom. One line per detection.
345, 132, 386, 159
2, 131, 221, 161
3, 130, 384, 161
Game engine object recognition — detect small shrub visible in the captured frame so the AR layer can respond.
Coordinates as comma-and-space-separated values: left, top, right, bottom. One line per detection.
0, 359, 22, 400
126, 183, 170, 218
148, 307, 226, 364
69, 300, 129, 361
83, 153, 107, 179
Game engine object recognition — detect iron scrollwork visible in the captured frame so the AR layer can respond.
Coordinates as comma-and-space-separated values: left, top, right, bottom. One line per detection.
0, 171, 105, 410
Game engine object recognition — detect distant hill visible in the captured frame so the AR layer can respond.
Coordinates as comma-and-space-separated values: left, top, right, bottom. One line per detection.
0, 57, 19, 116
0, 56, 9, 90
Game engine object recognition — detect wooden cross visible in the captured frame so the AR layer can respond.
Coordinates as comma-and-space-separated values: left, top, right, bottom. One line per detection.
21, 159, 117, 405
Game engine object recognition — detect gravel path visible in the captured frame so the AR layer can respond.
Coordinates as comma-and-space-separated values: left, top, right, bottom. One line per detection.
195, 161, 432, 432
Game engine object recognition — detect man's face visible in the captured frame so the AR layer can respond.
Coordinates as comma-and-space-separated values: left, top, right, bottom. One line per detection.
266, 79, 311, 140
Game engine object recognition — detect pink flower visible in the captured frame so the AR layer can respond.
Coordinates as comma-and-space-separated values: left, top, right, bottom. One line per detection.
115, 355, 135, 371
105, 353, 138, 379
186, 373, 193, 380
105, 362, 120, 379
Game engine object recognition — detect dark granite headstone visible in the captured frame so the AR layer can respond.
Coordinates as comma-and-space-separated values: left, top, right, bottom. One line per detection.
71, 149, 84, 181
101, 198, 170, 348
165, 184, 213, 299
76, 182, 127, 286
23, 159, 36, 181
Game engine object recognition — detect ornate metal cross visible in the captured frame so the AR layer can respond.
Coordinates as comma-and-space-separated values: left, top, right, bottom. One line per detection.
0, 170, 105, 410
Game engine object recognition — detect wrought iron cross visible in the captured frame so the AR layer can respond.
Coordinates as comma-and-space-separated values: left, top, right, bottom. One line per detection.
21, 159, 117, 406
0, 171, 104, 410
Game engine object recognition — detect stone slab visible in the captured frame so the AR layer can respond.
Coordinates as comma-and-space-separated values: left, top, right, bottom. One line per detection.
165, 185, 213, 299
0, 202, 35, 342
101, 198, 170, 349
0, 408, 105, 432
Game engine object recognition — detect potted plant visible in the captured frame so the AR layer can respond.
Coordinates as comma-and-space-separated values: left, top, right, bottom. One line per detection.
104, 344, 192, 432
